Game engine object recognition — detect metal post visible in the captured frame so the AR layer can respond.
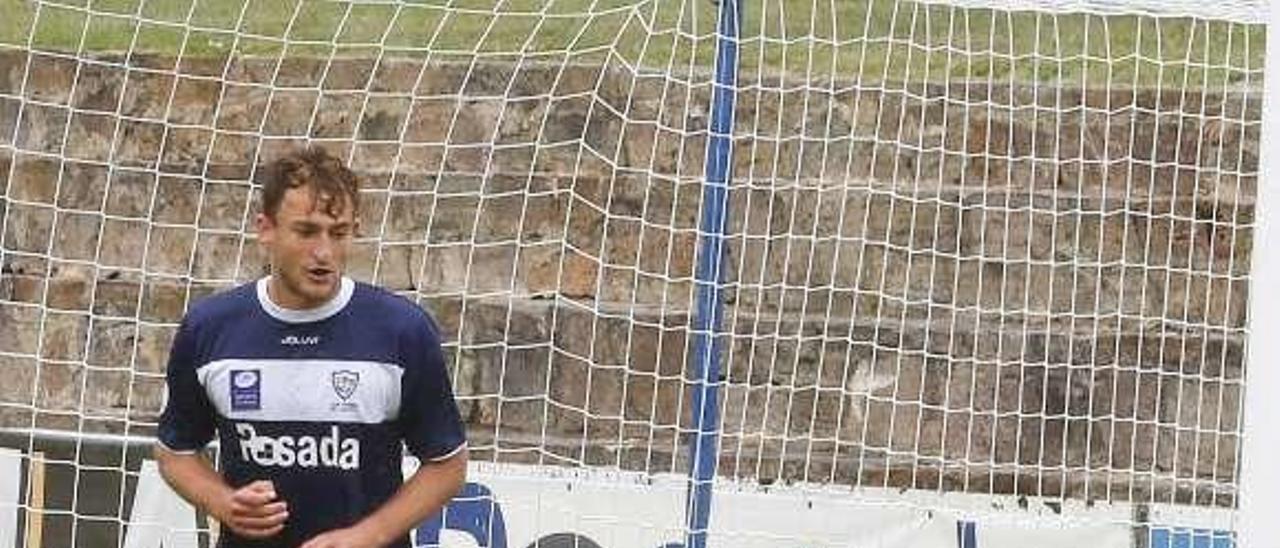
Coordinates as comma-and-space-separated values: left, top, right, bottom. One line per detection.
683, 0, 741, 546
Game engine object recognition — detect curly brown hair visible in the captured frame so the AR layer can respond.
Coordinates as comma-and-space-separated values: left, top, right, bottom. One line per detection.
260, 147, 360, 220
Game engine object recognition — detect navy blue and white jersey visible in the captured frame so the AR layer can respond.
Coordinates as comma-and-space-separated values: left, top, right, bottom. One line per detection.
158, 276, 467, 548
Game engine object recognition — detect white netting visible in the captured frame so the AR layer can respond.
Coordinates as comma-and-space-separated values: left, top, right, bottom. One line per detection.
0, 0, 1263, 546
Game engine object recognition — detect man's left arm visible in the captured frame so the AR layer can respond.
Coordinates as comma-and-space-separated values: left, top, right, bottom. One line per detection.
300, 448, 467, 548
304, 310, 469, 548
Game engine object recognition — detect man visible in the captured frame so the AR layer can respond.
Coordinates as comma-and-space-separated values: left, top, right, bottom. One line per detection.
155, 147, 467, 548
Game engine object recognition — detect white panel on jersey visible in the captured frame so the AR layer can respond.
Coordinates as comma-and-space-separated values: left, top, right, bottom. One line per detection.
197, 359, 403, 424
0, 449, 19, 548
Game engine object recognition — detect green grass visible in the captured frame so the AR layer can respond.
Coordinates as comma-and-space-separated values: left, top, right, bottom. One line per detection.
0, 0, 1265, 88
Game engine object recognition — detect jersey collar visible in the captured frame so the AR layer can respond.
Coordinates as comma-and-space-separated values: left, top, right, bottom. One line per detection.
256, 276, 355, 324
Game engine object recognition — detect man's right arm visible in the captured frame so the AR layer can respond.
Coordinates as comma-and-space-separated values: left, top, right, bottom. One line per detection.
155, 317, 288, 539
154, 445, 289, 539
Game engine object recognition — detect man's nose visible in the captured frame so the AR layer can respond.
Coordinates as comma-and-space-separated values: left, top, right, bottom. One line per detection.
312, 235, 333, 261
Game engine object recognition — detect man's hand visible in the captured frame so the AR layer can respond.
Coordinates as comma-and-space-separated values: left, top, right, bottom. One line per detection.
215, 480, 289, 539
154, 447, 290, 541
299, 525, 382, 548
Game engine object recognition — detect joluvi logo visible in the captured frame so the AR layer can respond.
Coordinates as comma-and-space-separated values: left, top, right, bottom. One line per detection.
281, 335, 321, 346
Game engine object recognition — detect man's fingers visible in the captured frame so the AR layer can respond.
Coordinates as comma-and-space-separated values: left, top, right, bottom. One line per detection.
232, 509, 289, 530
246, 480, 275, 492
232, 483, 277, 504
239, 501, 289, 514
235, 525, 283, 538
234, 523, 284, 539
231, 490, 271, 506
231, 480, 276, 503
224, 481, 286, 541
231, 500, 288, 518
298, 534, 334, 548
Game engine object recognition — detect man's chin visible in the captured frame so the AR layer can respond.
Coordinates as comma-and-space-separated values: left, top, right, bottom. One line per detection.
302, 279, 339, 301
282, 274, 339, 305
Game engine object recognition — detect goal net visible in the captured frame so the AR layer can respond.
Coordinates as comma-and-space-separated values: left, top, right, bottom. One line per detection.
0, 0, 1266, 546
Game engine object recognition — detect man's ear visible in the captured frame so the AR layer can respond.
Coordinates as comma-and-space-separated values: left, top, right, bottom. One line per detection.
255, 212, 275, 244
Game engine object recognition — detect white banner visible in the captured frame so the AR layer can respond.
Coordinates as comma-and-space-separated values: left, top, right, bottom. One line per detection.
0, 455, 1234, 548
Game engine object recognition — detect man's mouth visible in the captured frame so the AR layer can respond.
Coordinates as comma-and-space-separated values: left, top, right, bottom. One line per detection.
305, 267, 334, 283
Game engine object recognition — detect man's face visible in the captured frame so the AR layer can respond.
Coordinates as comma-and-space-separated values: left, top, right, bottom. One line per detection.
256, 185, 357, 309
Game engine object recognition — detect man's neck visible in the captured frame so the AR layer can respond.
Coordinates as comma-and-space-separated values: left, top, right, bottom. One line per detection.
267, 275, 338, 311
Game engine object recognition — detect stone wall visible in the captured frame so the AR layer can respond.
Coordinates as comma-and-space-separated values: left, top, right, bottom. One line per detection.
0, 50, 1257, 504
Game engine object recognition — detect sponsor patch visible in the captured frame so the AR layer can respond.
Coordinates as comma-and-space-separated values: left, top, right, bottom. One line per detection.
230, 369, 261, 411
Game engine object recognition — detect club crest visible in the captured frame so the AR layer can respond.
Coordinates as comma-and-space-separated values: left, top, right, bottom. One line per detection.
331, 370, 360, 401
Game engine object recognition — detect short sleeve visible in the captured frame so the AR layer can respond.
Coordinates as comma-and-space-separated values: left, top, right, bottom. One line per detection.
157, 319, 216, 453
398, 314, 467, 461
